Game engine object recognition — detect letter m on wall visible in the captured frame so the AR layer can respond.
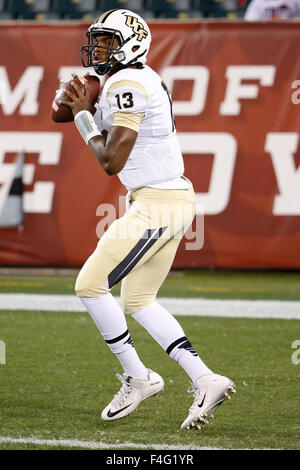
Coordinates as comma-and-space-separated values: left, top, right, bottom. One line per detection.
0, 66, 44, 115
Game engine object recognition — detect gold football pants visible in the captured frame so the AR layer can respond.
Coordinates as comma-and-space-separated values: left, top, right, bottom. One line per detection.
75, 187, 196, 314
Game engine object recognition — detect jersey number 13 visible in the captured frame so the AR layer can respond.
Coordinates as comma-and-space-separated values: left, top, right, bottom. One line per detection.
115, 92, 134, 109
115, 84, 175, 132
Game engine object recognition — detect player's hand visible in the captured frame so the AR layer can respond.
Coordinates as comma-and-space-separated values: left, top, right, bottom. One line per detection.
59, 79, 95, 117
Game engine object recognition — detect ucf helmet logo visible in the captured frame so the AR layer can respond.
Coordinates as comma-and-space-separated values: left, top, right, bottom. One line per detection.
125, 16, 148, 42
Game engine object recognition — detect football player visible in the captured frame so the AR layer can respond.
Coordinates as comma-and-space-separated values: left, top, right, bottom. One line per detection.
59, 9, 235, 430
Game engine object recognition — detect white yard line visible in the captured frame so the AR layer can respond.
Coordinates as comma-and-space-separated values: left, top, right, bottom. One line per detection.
0, 293, 299, 319
0, 435, 221, 450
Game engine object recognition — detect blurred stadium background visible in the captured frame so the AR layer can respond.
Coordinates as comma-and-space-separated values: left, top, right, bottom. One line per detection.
0, 0, 251, 20
1, 3, 300, 269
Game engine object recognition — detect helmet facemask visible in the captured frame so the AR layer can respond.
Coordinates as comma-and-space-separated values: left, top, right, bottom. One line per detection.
81, 30, 124, 76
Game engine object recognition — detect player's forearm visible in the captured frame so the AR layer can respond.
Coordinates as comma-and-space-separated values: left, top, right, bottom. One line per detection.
88, 134, 115, 175
89, 126, 137, 175
74, 112, 114, 174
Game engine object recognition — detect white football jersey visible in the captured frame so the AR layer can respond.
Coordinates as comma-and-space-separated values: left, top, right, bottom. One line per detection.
94, 65, 190, 191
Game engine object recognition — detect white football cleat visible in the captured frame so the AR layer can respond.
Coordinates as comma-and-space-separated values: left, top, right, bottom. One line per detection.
101, 369, 164, 421
181, 373, 236, 430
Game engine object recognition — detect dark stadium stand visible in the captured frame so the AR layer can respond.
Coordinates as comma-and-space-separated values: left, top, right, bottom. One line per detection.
0, 0, 251, 20
52, 0, 98, 19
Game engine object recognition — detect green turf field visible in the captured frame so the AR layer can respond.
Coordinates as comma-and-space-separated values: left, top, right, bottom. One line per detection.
0, 270, 299, 450
1, 269, 300, 299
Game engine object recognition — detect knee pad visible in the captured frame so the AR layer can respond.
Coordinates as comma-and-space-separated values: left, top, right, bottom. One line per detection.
75, 272, 110, 298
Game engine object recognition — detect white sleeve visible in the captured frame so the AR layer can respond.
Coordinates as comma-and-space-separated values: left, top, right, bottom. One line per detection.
93, 102, 104, 133
295, 0, 300, 16
106, 80, 148, 114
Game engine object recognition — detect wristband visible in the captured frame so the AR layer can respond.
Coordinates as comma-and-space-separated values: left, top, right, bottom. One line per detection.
74, 110, 101, 145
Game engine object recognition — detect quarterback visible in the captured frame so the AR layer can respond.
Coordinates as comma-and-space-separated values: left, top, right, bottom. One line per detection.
59, 9, 235, 430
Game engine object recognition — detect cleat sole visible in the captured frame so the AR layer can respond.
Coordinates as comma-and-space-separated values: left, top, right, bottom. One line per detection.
182, 380, 236, 431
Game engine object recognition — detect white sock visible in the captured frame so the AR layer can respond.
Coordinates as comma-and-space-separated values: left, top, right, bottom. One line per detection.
132, 302, 212, 383
79, 294, 149, 380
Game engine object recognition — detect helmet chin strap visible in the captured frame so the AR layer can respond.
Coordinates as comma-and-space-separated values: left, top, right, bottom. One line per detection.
93, 51, 139, 76
93, 61, 128, 76
94, 58, 145, 76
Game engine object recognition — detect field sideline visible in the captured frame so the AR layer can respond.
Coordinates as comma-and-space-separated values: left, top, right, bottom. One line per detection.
1, 293, 300, 319
0, 435, 283, 451
0, 270, 299, 451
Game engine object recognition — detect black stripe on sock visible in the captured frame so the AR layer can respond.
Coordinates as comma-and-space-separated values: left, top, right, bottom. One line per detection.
105, 329, 129, 344
108, 226, 167, 288
124, 334, 134, 348
166, 336, 187, 355
178, 339, 198, 357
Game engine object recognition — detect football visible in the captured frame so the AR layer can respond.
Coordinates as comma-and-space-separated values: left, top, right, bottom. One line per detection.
51, 75, 100, 123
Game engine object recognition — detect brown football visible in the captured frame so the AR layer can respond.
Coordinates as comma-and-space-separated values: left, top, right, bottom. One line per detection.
51, 75, 101, 123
